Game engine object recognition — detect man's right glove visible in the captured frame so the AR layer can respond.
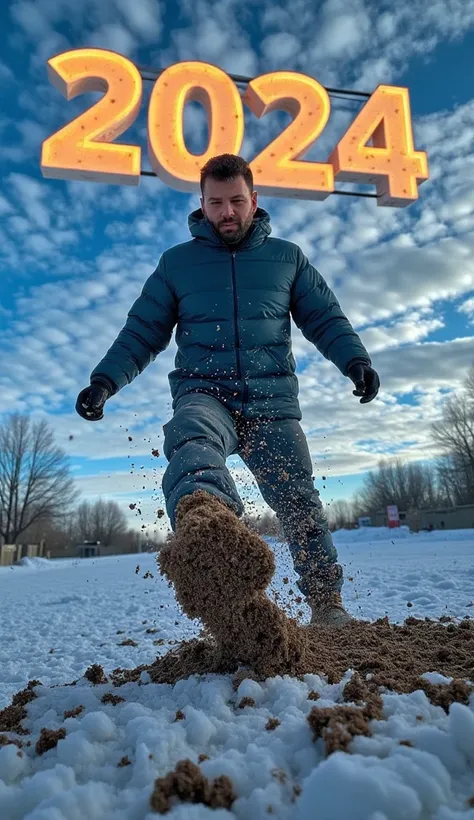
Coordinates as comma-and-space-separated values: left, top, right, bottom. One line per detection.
348, 362, 380, 404
75, 381, 111, 421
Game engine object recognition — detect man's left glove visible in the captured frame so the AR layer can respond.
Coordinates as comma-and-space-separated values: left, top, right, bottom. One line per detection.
348, 362, 380, 404
75, 381, 111, 421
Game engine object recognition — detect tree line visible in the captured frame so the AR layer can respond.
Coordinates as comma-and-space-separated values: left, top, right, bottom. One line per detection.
326, 365, 474, 530
2, 363, 473, 544
0, 413, 161, 552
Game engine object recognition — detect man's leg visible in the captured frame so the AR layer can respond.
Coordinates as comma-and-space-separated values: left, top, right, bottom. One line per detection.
237, 417, 349, 622
162, 393, 244, 530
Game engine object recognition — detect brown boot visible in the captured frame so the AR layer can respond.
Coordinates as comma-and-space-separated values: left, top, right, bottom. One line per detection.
308, 591, 352, 627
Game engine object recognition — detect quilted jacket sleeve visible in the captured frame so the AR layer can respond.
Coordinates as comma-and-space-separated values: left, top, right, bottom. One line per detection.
90, 253, 177, 394
290, 248, 370, 376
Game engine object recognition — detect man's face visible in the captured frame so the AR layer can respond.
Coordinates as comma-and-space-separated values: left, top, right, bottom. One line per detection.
201, 176, 258, 246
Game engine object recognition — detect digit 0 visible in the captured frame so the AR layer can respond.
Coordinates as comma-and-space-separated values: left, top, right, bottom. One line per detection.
41, 48, 142, 185
148, 61, 244, 191
329, 85, 429, 207
243, 71, 334, 199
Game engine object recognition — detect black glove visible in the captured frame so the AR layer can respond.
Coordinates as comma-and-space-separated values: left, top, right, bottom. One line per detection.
75, 381, 111, 421
348, 362, 380, 404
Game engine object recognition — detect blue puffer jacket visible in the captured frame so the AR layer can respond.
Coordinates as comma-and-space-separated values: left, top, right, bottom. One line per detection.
91, 207, 371, 419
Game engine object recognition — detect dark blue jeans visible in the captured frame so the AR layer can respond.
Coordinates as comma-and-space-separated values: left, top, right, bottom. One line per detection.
162, 393, 342, 596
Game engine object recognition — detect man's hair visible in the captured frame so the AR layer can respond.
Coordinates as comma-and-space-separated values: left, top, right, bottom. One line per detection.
200, 154, 253, 197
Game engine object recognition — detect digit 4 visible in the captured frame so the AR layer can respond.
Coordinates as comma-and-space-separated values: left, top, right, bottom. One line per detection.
329, 85, 429, 206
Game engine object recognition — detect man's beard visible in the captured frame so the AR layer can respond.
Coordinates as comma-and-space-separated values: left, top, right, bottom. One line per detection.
218, 213, 254, 245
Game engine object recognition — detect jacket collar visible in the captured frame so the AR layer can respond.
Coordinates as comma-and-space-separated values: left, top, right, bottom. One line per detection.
188, 206, 272, 250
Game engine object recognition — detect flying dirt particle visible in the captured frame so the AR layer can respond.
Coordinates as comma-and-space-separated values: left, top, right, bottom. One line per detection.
68, 434, 73, 441
198, 753, 210, 763
146, 627, 159, 634
308, 690, 320, 701
407, 602, 413, 607
118, 755, 131, 767
265, 717, 280, 731
399, 739, 413, 747
36, 727, 66, 756
174, 710, 185, 721
120, 638, 138, 647
152, 448, 160, 457
84, 664, 108, 685
135, 565, 140, 574
63, 705, 84, 719
101, 693, 125, 705
143, 571, 153, 579
128, 436, 133, 441
129, 503, 136, 510
149, 759, 235, 814
157, 508, 165, 518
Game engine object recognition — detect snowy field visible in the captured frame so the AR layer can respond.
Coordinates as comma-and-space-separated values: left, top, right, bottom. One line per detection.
1, 526, 473, 819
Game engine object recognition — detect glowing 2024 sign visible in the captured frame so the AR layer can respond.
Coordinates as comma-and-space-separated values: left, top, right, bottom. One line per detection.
40, 48, 429, 208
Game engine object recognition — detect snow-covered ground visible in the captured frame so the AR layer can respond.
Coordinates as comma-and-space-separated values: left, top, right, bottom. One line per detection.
1, 527, 473, 819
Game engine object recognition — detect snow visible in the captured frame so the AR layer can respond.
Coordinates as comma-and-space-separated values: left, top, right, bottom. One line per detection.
1, 528, 473, 819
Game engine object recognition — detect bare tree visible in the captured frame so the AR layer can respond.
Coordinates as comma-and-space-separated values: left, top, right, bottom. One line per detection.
326, 499, 355, 531
432, 366, 474, 505
357, 458, 444, 514
0, 414, 76, 544
74, 498, 127, 545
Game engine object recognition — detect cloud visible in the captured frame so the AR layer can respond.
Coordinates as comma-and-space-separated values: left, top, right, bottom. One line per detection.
8, 173, 50, 230
2, 1, 474, 516
459, 297, 474, 320
89, 23, 137, 57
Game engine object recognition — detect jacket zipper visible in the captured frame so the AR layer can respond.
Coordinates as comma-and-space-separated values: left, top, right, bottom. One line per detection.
230, 251, 248, 411
230, 251, 241, 381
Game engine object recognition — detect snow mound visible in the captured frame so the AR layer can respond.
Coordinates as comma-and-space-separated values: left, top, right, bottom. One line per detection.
15, 557, 54, 570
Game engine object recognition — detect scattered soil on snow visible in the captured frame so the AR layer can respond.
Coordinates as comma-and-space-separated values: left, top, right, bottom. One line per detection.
1, 492, 474, 813
140, 491, 472, 707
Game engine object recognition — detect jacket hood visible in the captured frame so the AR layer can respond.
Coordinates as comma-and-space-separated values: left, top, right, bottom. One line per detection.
188, 206, 272, 250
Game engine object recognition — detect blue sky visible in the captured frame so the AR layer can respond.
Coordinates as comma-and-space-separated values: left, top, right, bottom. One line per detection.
1, 0, 474, 535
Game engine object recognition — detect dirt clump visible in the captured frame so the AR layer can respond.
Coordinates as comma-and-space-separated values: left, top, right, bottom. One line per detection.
35, 727, 66, 756
149, 759, 235, 814
308, 674, 384, 755
0, 735, 22, 748
238, 697, 256, 709
266, 717, 281, 731
101, 693, 125, 706
157, 490, 308, 678
84, 664, 108, 685
64, 705, 84, 719
0, 680, 41, 735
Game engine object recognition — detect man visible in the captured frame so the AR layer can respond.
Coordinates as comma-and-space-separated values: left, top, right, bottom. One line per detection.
76, 154, 379, 627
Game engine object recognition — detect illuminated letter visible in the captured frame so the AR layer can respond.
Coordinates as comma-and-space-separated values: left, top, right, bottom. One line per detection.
243, 71, 333, 199
329, 85, 428, 207
148, 61, 244, 191
41, 48, 142, 184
